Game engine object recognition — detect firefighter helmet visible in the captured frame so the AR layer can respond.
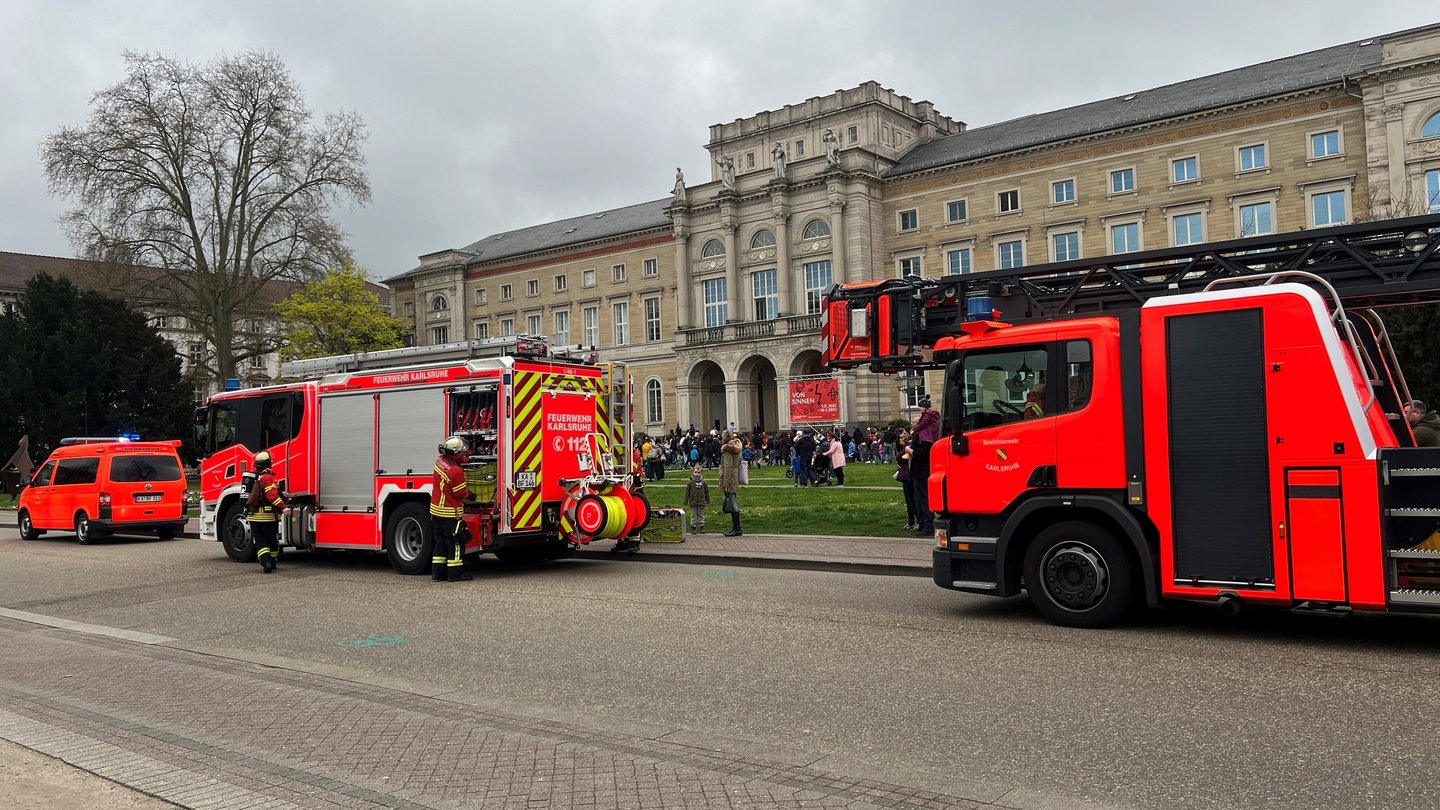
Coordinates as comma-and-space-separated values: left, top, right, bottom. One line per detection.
254, 451, 272, 469
442, 436, 467, 455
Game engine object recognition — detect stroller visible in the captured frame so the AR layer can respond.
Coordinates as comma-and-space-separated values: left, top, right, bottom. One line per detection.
809, 450, 833, 486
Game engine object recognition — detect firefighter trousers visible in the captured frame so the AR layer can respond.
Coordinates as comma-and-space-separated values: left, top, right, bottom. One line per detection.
430, 517, 470, 581
250, 520, 279, 572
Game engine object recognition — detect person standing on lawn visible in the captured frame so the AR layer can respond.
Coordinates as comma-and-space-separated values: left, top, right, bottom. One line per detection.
824, 430, 847, 486
719, 430, 745, 536
683, 463, 710, 534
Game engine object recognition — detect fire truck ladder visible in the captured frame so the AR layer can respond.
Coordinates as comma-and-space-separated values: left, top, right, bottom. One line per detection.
279, 334, 563, 378
825, 213, 1440, 373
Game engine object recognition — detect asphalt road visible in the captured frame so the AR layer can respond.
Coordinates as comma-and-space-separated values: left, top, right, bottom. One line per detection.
4, 526, 1440, 809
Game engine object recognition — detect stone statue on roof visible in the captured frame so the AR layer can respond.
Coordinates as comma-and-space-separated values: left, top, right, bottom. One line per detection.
772, 142, 786, 180
717, 154, 736, 191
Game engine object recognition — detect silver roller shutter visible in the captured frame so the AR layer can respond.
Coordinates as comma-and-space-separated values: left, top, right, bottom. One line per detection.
378, 387, 445, 476
319, 393, 376, 510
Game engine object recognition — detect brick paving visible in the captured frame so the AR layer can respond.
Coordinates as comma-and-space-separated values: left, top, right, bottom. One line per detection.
0, 615, 995, 809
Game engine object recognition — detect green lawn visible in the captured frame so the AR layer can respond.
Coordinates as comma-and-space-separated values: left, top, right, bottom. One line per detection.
641, 459, 916, 538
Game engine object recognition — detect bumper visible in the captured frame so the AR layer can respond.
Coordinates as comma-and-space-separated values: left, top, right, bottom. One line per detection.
91, 517, 189, 535
932, 543, 1004, 595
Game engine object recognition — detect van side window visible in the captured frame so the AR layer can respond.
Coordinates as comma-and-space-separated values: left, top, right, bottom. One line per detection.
1063, 340, 1093, 413
110, 455, 183, 482
32, 460, 57, 486
53, 457, 100, 486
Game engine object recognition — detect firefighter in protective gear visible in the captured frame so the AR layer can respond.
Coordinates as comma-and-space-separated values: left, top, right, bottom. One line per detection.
430, 436, 473, 581
246, 451, 286, 573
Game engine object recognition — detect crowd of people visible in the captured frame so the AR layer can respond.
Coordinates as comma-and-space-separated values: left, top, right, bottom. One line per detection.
634, 397, 942, 536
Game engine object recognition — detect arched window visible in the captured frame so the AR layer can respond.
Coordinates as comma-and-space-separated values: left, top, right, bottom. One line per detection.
701, 239, 725, 258
750, 229, 776, 249
431, 295, 448, 312
802, 219, 831, 239
1423, 111, 1440, 139
645, 378, 663, 425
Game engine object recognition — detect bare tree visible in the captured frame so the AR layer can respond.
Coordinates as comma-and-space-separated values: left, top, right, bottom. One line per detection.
42, 50, 371, 382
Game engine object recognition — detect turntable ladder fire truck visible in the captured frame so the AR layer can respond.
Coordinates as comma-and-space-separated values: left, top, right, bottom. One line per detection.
194, 335, 650, 574
823, 213, 1440, 627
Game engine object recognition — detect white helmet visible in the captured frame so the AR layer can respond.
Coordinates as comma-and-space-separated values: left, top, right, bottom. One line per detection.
442, 436, 467, 454
254, 451, 272, 469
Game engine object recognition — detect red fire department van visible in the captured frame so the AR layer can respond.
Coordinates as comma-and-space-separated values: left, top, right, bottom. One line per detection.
193, 336, 648, 573
17, 437, 188, 544
823, 214, 1440, 627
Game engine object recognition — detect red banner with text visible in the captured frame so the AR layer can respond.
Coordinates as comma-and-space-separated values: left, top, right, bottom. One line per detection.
788, 378, 840, 423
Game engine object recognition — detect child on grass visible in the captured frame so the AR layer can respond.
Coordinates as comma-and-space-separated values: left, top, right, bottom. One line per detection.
683, 463, 710, 534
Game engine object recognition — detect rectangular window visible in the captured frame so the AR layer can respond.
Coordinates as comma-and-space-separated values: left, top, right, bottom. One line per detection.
998, 240, 1024, 269
1052, 179, 1075, 204
188, 342, 203, 366
1172, 212, 1204, 246
583, 269, 596, 288
474, 321, 489, 339
1239, 201, 1274, 237
847, 126, 858, 143
752, 269, 778, 321
526, 314, 541, 336
646, 380, 663, 425
1172, 156, 1198, 183
475, 289, 487, 306
1239, 143, 1267, 171
702, 278, 728, 327
250, 354, 265, 369
644, 297, 662, 342
554, 275, 567, 292
612, 264, 626, 283
431, 325, 449, 344
803, 260, 832, 315
898, 209, 918, 231
612, 302, 628, 346
1310, 130, 1340, 159
403, 301, 415, 316
794, 140, 805, 157
1428, 169, 1440, 214
1110, 168, 1135, 194
998, 189, 1020, 213
500, 318, 515, 337
582, 306, 598, 345
1110, 222, 1141, 254
643, 258, 657, 277
501, 284, 513, 301
527, 279, 539, 297
946, 248, 971, 275
553, 310, 569, 344
1052, 231, 1081, 262
899, 256, 922, 278
746, 152, 755, 169
1311, 189, 1347, 227
946, 199, 968, 222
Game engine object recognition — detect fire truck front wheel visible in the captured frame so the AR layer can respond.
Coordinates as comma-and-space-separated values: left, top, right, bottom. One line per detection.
384, 502, 433, 576
1023, 521, 1137, 629
220, 502, 257, 562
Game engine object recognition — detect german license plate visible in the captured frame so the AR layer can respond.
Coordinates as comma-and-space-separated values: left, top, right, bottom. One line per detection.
135, 494, 162, 503
515, 471, 538, 490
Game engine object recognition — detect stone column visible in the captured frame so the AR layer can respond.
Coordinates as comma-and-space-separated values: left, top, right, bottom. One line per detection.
1382, 101, 1408, 209
672, 225, 691, 329
772, 199, 792, 317
722, 207, 741, 322
829, 184, 849, 285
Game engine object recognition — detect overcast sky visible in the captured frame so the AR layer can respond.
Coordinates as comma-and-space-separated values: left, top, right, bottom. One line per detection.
2, 1, 1435, 282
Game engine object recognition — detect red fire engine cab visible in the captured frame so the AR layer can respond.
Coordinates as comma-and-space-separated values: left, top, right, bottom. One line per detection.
823, 214, 1440, 627
194, 336, 649, 573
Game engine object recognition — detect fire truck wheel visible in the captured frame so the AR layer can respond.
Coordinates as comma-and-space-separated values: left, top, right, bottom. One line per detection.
220, 502, 257, 562
17, 509, 42, 541
384, 502, 433, 576
1023, 521, 1136, 629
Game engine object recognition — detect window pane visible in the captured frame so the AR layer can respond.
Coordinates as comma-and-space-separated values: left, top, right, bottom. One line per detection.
1312, 190, 1346, 227
1427, 169, 1440, 214
1173, 213, 1203, 245
703, 278, 728, 327
1240, 202, 1273, 236
1052, 180, 1074, 204
644, 298, 662, 342
802, 219, 830, 239
946, 248, 971, 275
803, 261, 832, 315
947, 200, 967, 222
1422, 113, 1440, 139
1053, 231, 1080, 261
752, 270, 777, 321
1310, 131, 1339, 158
1240, 144, 1266, 171
1110, 169, 1134, 193
646, 379, 663, 424
999, 240, 1023, 269
1111, 223, 1140, 254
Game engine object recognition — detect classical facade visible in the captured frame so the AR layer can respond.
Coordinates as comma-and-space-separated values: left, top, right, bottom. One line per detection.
384, 23, 1440, 433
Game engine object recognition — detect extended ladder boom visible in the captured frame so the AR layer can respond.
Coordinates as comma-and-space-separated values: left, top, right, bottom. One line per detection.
823, 214, 1440, 372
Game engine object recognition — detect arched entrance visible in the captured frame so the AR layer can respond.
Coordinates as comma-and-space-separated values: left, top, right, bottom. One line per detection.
687, 360, 728, 433
789, 351, 825, 377
738, 354, 778, 432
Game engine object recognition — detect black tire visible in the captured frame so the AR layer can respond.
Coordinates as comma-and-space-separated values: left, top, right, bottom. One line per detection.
384, 502, 432, 575
17, 509, 41, 541
75, 512, 98, 545
220, 501, 256, 562
157, 527, 178, 540
1023, 520, 1137, 629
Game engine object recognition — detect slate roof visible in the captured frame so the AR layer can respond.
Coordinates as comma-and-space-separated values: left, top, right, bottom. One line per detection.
888, 33, 1390, 177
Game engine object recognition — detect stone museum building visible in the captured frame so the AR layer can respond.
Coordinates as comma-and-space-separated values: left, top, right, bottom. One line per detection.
383, 23, 1440, 434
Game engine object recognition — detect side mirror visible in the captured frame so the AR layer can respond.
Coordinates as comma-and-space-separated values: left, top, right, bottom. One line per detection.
950, 434, 969, 457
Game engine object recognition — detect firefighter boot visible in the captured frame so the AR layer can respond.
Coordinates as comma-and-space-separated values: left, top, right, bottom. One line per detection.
447, 549, 472, 581
431, 558, 447, 581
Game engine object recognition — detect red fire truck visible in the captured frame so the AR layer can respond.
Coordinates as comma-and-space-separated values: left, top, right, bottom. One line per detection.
823, 214, 1440, 627
193, 336, 650, 573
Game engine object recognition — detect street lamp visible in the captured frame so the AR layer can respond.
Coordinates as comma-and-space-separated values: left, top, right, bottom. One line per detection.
897, 369, 924, 418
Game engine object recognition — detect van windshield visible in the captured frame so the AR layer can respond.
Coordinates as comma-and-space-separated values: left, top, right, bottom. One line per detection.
109, 455, 183, 483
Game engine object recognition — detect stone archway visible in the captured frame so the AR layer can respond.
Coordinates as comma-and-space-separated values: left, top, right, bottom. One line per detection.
686, 360, 728, 433
737, 354, 779, 432
789, 350, 825, 377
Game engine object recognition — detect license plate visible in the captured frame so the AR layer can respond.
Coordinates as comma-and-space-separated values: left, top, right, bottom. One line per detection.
515, 471, 538, 490
135, 494, 162, 503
